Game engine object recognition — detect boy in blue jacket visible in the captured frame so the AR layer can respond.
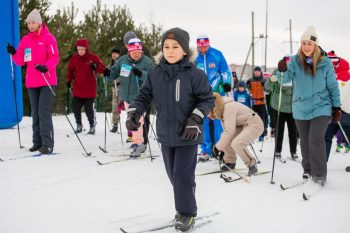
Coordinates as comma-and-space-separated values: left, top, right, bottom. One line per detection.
234, 80, 251, 108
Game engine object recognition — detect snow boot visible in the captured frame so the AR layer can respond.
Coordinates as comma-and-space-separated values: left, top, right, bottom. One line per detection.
275, 152, 281, 159
291, 153, 298, 160
75, 124, 83, 133
221, 162, 236, 171
175, 215, 195, 232
110, 125, 118, 133
248, 164, 258, 176
29, 144, 41, 152
198, 153, 210, 162
39, 146, 53, 155
88, 126, 95, 135
345, 145, 350, 153
312, 176, 326, 187
130, 144, 145, 158
302, 172, 311, 180
336, 144, 343, 152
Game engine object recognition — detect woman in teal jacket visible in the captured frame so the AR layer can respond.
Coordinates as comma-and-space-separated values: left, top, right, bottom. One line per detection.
276, 26, 340, 186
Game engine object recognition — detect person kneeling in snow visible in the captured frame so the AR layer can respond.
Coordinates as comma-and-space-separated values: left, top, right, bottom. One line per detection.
210, 92, 264, 176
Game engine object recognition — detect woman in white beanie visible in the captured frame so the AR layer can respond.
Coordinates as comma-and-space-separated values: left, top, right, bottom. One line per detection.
6, 9, 60, 155
274, 26, 340, 186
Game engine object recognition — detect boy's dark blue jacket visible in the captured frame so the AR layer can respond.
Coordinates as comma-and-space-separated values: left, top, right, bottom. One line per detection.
130, 50, 215, 146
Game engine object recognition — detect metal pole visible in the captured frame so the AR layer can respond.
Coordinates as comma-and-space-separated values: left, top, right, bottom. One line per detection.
252, 11, 255, 73
264, 0, 268, 72
289, 19, 293, 54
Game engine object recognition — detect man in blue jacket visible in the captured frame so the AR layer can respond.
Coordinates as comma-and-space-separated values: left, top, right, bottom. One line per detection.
196, 34, 232, 161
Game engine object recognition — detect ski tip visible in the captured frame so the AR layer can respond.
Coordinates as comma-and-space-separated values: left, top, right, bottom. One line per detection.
280, 184, 286, 190
119, 227, 128, 233
302, 193, 309, 201
96, 160, 103, 165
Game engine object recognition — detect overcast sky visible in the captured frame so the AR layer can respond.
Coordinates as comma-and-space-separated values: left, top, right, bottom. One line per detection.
49, 0, 350, 67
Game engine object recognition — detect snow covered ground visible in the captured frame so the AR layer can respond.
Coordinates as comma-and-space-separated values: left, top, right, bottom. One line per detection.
0, 112, 349, 233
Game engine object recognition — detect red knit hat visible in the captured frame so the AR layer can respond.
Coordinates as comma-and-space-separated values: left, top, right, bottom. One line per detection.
196, 34, 210, 47
128, 38, 142, 52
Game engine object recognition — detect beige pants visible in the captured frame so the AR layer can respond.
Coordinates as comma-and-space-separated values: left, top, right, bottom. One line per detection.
124, 102, 144, 145
111, 86, 120, 126
223, 115, 264, 167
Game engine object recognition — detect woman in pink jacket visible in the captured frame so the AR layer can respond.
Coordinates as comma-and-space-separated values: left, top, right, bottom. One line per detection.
211, 92, 264, 176
7, 9, 60, 154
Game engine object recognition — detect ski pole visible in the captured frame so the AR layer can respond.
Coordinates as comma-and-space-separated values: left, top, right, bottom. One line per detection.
40, 72, 56, 96
99, 76, 108, 153
249, 143, 260, 164
338, 121, 350, 146
270, 73, 284, 184
9, 53, 24, 149
65, 109, 92, 157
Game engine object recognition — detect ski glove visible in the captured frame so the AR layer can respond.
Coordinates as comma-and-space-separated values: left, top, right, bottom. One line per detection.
278, 59, 287, 72
90, 62, 97, 71
132, 67, 142, 77
66, 81, 72, 88
179, 111, 204, 141
35, 64, 48, 73
126, 109, 141, 131
6, 43, 16, 55
104, 68, 111, 77
222, 83, 232, 92
212, 146, 224, 161
332, 107, 342, 123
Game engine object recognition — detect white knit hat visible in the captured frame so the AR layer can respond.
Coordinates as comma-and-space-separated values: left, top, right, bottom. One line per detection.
26, 9, 42, 25
300, 26, 318, 45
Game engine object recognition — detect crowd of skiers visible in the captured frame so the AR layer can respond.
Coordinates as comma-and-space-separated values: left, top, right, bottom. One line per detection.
5, 8, 350, 232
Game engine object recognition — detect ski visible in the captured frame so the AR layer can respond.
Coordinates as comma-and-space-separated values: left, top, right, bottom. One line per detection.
280, 179, 308, 191
120, 212, 218, 233
98, 145, 108, 153
196, 167, 247, 176
97, 154, 158, 165
287, 157, 301, 163
221, 170, 271, 183
0, 152, 60, 161
302, 183, 323, 200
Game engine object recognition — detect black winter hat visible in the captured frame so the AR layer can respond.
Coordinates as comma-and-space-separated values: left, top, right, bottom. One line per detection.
161, 27, 190, 55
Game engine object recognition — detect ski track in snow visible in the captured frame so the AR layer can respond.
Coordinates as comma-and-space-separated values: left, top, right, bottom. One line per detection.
0, 113, 349, 233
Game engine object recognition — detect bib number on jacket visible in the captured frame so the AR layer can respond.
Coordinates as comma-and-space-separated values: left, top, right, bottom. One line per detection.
120, 64, 132, 77
24, 48, 32, 62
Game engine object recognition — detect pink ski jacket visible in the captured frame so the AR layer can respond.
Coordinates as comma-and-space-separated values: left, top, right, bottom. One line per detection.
12, 23, 59, 88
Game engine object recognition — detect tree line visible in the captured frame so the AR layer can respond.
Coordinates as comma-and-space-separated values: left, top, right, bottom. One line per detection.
19, 0, 163, 115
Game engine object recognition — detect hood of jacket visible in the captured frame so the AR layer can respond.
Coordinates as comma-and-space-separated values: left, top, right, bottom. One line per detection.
28, 22, 50, 38
75, 39, 90, 54
154, 47, 198, 65
212, 92, 225, 120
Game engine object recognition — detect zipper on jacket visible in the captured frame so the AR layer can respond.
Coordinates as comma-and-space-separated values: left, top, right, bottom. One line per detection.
175, 79, 180, 102
204, 55, 207, 74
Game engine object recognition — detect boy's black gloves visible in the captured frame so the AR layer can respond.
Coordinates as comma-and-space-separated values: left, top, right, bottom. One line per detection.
66, 81, 71, 88
179, 112, 203, 141
212, 146, 224, 161
222, 83, 231, 92
126, 109, 141, 131
7, 44, 16, 55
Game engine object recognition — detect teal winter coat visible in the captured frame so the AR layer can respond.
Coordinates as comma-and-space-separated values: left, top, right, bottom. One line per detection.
277, 55, 340, 120
109, 54, 153, 103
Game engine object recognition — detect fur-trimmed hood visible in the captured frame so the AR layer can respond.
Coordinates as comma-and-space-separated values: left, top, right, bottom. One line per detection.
153, 48, 198, 65
212, 92, 225, 120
